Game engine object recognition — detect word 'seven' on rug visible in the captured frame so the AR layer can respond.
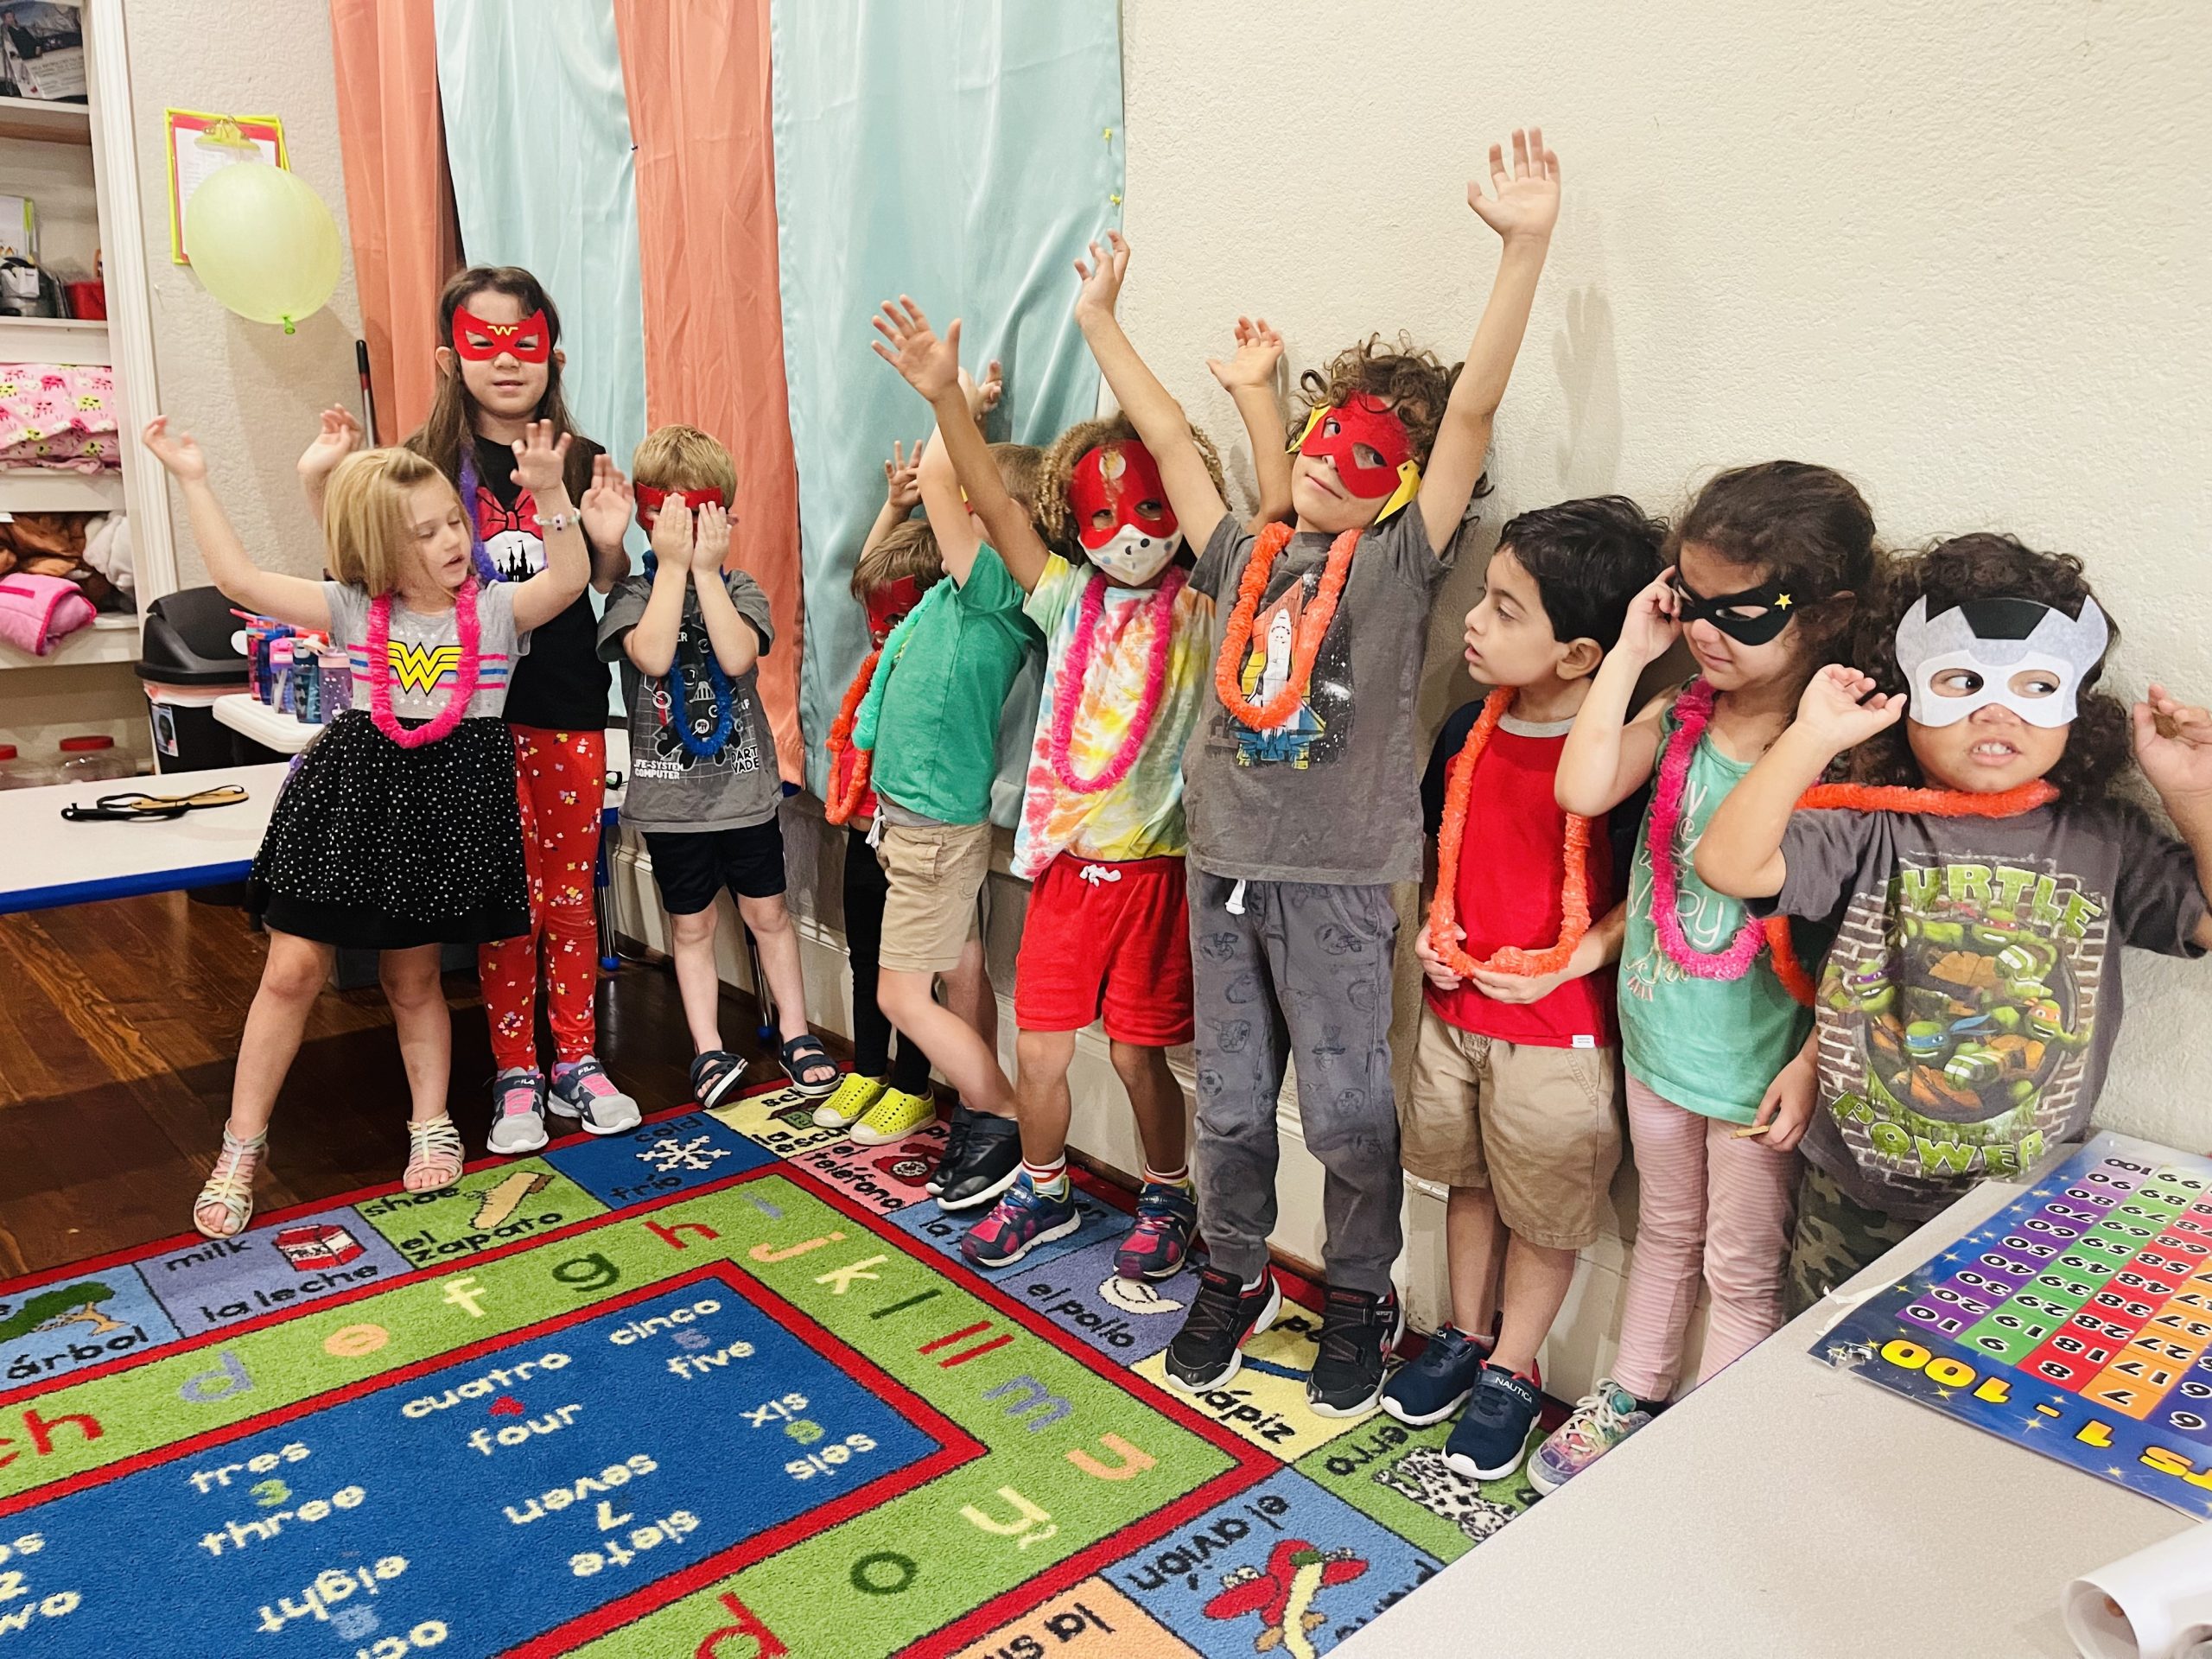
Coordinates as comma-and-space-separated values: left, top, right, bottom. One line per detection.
0, 1086, 1541, 1657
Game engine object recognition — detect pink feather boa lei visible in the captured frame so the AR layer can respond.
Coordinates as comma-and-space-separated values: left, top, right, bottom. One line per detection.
1645, 677, 1768, 980
1047, 567, 1186, 796
366, 580, 483, 749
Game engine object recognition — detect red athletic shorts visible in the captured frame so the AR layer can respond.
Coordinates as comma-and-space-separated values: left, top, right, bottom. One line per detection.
1014, 853, 1193, 1046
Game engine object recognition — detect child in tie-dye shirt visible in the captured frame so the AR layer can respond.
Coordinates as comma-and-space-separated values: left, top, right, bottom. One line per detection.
876, 296, 1289, 1280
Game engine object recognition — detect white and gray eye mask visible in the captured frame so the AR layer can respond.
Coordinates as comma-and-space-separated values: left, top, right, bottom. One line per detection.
1894, 594, 2108, 729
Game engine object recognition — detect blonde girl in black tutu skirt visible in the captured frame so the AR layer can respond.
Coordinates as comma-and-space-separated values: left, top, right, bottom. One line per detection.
140, 416, 596, 1237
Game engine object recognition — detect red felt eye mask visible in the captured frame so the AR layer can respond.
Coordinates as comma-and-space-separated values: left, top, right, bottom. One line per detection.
864, 576, 927, 644
633, 483, 728, 530
451, 305, 551, 364
1067, 440, 1178, 550
1298, 396, 1412, 499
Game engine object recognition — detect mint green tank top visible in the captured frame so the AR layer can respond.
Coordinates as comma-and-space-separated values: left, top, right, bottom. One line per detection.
1618, 697, 1814, 1123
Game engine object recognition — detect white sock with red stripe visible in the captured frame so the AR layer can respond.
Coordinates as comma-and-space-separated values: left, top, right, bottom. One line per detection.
1143, 1162, 1192, 1191
1023, 1155, 1068, 1198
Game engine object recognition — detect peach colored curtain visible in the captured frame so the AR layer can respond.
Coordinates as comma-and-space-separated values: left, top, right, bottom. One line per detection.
327, 0, 461, 442
613, 0, 804, 783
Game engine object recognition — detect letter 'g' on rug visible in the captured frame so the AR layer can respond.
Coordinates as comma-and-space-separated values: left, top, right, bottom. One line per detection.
0, 1086, 1541, 1656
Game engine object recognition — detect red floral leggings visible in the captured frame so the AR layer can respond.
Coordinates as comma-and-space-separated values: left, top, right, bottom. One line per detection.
481, 726, 606, 1071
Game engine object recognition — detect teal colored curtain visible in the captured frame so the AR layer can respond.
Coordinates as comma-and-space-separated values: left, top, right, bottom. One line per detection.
771, 0, 1125, 821
434, 0, 649, 578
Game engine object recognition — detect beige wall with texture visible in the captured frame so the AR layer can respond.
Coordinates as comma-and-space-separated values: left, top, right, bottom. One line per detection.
125, 3, 362, 586
1116, 0, 2212, 1153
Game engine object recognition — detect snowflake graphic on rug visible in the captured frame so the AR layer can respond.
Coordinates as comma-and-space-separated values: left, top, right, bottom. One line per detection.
636, 1135, 731, 1175
1204, 1539, 1370, 1657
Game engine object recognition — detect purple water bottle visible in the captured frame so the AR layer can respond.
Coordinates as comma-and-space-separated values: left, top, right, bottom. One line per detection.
320, 644, 352, 718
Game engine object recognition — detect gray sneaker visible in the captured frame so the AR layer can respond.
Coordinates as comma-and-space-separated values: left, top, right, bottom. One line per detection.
486, 1067, 549, 1154
549, 1056, 641, 1135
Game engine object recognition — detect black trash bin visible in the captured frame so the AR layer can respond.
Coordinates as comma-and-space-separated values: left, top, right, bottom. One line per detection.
135, 585, 287, 772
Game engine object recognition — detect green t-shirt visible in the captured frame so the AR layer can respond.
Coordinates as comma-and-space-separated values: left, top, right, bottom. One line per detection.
867, 544, 1042, 825
1618, 695, 1814, 1122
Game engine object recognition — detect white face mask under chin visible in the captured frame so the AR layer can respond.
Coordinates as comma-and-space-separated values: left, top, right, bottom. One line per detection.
1084, 526, 1181, 585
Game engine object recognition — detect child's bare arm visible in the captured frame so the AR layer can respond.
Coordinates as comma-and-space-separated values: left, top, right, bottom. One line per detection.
1464, 898, 1628, 1005
1420, 128, 1561, 554
857, 437, 926, 564
2132, 683, 2212, 948
578, 453, 635, 595
1074, 233, 1230, 554
506, 424, 593, 633
296, 405, 363, 529
1558, 573, 1685, 815
1208, 315, 1292, 530
688, 504, 761, 677
624, 506, 695, 678
147, 417, 330, 631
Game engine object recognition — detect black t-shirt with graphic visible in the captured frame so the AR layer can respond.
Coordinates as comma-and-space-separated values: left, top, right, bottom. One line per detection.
471, 433, 614, 731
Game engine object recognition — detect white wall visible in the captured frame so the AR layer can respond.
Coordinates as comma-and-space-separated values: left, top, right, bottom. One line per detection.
1116, 0, 2212, 1154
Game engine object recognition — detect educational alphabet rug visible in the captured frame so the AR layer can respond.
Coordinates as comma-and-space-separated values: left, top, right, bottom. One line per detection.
0, 1085, 1542, 1657
1818, 1131, 2212, 1514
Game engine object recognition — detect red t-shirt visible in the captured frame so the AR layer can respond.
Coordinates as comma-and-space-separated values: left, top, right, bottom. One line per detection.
1422, 710, 1617, 1048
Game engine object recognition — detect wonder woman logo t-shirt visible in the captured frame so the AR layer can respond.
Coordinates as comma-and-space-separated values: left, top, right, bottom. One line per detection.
322, 579, 523, 721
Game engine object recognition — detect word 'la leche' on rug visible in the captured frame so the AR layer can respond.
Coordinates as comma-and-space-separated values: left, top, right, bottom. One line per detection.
0, 1088, 1541, 1657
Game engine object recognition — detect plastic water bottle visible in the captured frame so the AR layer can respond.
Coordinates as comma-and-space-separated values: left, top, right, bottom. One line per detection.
320, 645, 352, 718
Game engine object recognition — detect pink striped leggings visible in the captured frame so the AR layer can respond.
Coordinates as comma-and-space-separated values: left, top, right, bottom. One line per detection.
1611, 1076, 1799, 1402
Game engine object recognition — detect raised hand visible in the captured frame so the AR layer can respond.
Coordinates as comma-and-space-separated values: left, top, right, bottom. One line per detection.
1071, 231, 1131, 321
970, 357, 1005, 419
650, 496, 694, 571
142, 415, 208, 483
870, 297, 962, 404
1468, 126, 1561, 245
296, 405, 363, 483
883, 437, 926, 512
580, 453, 634, 549
690, 501, 731, 574
1207, 315, 1284, 392
1796, 664, 1907, 752
2133, 683, 2212, 807
509, 420, 575, 501
1618, 567, 1684, 667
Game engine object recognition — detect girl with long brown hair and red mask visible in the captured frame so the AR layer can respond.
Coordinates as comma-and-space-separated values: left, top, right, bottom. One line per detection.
299, 266, 641, 1154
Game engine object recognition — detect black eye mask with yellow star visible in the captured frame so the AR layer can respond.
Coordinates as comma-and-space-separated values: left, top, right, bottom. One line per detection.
1669, 571, 1802, 645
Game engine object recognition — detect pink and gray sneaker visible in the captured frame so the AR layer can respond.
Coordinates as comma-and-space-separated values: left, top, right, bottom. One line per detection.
549, 1056, 641, 1135
486, 1066, 549, 1154
1115, 1181, 1198, 1281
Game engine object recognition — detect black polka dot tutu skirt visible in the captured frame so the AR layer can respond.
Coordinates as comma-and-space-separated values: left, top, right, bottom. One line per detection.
251, 709, 529, 950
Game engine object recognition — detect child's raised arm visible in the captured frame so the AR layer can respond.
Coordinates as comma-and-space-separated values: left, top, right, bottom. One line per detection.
1208, 315, 1293, 531
1696, 666, 1905, 899
1073, 232, 1230, 555
1557, 569, 1683, 815
1420, 128, 1561, 555
2131, 683, 2212, 949
145, 416, 330, 632
857, 437, 927, 565
578, 453, 635, 595
505, 423, 593, 633
296, 405, 364, 527
873, 299, 1049, 591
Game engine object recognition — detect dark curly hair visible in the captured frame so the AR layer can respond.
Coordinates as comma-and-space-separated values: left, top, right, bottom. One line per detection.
1843, 532, 2130, 802
1671, 460, 1879, 667
1499, 495, 1669, 655
1294, 334, 1477, 487
1033, 414, 1226, 552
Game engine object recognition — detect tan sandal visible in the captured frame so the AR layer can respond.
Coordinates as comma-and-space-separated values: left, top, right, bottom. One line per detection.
404, 1114, 466, 1192
194, 1127, 267, 1239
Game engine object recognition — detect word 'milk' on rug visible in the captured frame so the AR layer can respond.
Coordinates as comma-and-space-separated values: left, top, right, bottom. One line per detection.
0, 1085, 1542, 1656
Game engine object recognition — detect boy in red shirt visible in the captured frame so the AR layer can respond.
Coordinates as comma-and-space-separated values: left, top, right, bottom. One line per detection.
1383, 497, 1663, 1484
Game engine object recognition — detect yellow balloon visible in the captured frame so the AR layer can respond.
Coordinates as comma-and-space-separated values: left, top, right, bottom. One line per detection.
184, 157, 341, 334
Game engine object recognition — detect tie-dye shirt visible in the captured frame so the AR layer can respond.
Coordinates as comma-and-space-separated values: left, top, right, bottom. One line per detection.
1011, 554, 1213, 880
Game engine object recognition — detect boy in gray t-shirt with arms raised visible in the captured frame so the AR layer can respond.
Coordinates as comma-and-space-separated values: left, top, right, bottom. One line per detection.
598, 424, 840, 1110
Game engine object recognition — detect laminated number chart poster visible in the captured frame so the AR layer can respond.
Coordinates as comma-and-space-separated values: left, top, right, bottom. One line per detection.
1817, 1132, 2212, 1514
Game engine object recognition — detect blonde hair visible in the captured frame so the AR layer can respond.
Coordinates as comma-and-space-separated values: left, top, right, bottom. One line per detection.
852, 518, 944, 600
632, 423, 739, 502
989, 441, 1046, 524
323, 448, 459, 595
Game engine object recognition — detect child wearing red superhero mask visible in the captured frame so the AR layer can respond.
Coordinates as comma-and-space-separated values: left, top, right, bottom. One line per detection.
300, 266, 640, 1154
877, 298, 1292, 1281
1064, 129, 1562, 1415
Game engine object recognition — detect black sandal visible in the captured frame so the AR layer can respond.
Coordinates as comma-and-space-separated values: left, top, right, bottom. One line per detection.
779, 1034, 842, 1099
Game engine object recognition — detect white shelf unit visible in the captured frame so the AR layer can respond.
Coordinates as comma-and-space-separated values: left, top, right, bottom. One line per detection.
0, 96, 89, 147
0, 610, 134, 669
0, 314, 107, 363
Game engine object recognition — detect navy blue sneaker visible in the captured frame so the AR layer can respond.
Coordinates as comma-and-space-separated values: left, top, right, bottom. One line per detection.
1446, 1363, 1543, 1481
1379, 1324, 1494, 1427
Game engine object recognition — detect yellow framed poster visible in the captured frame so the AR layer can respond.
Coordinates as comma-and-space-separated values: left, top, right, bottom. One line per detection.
165, 108, 288, 264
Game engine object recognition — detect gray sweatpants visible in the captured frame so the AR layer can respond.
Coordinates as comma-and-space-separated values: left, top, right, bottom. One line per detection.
1188, 871, 1403, 1295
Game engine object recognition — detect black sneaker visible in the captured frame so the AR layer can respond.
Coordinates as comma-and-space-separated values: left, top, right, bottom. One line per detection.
933, 1111, 1022, 1211
1164, 1266, 1282, 1392
689, 1049, 748, 1110
1446, 1362, 1543, 1480
1306, 1285, 1406, 1418
925, 1105, 972, 1195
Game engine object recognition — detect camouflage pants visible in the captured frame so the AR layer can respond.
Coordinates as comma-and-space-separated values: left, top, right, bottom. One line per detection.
1784, 1164, 1917, 1318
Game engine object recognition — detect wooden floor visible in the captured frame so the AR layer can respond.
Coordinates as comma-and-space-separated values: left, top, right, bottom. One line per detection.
0, 892, 781, 1277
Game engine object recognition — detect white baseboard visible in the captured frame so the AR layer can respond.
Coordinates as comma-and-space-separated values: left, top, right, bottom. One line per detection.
607, 803, 1707, 1402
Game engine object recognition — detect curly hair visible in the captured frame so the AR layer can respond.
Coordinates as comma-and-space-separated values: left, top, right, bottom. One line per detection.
1033, 415, 1226, 551
1843, 531, 2131, 803
851, 517, 943, 601
1293, 334, 1470, 480
1671, 460, 1879, 667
